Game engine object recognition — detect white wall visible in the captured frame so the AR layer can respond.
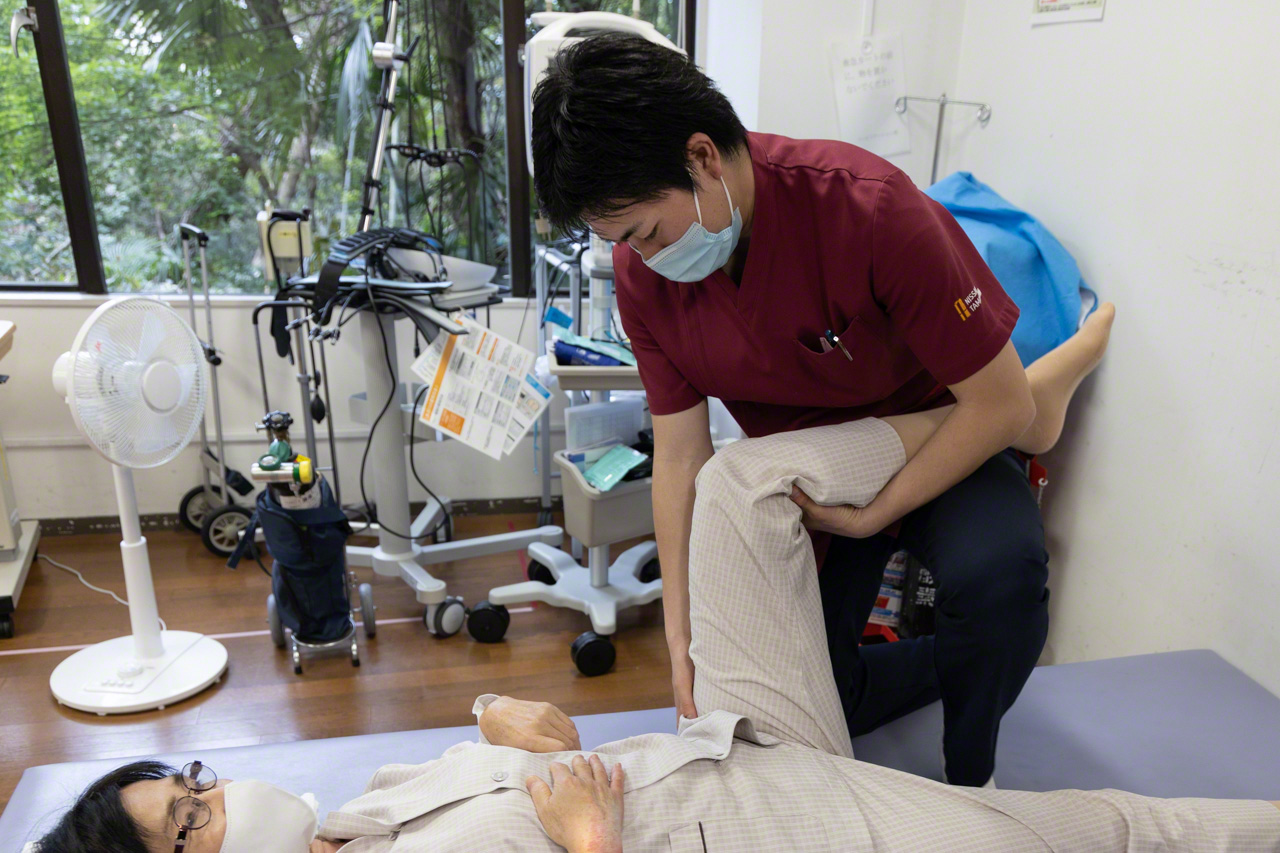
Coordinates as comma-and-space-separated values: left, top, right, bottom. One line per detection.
703, 0, 967, 187
0, 294, 569, 519
945, 2, 1280, 693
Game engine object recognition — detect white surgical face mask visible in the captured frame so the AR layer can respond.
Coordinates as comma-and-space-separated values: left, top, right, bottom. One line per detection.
219, 780, 318, 853
639, 176, 743, 282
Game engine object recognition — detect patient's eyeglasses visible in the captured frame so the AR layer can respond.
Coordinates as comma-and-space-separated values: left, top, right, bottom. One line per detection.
172, 761, 217, 852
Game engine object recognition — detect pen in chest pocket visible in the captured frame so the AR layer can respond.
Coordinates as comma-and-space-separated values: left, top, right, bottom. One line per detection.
824, 329, 854, 361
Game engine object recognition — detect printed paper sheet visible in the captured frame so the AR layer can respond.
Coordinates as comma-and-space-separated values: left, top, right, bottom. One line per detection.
410, 316, 552, 460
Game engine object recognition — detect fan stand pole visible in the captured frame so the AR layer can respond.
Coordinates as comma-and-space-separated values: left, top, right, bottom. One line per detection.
112, 464, 163, 660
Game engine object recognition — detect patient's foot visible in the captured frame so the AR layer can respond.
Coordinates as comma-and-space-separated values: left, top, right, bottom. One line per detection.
1015, 302, 1116, 456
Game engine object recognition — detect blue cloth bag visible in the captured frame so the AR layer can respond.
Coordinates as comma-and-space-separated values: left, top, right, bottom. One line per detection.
925, 171, 1096, 366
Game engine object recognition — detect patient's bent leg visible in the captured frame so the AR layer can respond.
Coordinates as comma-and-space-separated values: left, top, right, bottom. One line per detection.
686, 418, 906, 758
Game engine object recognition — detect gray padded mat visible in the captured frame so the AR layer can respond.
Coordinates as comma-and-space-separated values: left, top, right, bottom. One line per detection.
5, 650, 1278, 851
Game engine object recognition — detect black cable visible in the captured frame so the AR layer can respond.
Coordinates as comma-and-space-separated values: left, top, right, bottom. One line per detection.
356, 278, 448, 541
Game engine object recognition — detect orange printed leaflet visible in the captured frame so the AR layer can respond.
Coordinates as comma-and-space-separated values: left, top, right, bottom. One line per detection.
409, 314, 552, 460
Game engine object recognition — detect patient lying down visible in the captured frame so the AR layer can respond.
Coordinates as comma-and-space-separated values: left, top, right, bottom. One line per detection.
29, 304, 1280, 852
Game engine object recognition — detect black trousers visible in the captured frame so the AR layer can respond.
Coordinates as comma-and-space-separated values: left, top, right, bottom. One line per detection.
820, 448, 1050, 786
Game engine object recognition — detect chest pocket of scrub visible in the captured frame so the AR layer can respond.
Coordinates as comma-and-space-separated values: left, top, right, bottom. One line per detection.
790, 316, 899, 406
668, 814, 829, 851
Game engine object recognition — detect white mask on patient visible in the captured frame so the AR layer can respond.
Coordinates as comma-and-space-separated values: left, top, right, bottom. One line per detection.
219, 780, 318, 853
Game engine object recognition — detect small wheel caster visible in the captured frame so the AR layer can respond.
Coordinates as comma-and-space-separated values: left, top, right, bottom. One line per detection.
351, 641, 360, 668
426, 596, 466, 638
179, 485, 222, 533
293, 665, 303, 675
571, 631, 616, 677
291, 641, 303, 676
639, 558, 661, 584
201, 504, 254, 558
266, 594, 286, 649
0, 614, 13, 639
528, 560, 555, 584
466, 600, 510, 643
359, 583, 376, 638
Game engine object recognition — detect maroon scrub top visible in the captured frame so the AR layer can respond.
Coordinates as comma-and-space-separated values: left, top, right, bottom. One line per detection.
615, 132, 1019, 437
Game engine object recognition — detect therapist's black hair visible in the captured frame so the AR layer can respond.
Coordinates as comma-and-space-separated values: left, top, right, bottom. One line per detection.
532, 32, 749, 232
34, 761, 176, 853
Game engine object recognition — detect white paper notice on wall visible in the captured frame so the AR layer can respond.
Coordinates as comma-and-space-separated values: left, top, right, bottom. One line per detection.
830, 33, 909, 158
1032, 0, 1105, 26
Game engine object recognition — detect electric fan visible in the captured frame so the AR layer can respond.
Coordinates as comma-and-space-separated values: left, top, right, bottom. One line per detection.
50, 296, 228, 714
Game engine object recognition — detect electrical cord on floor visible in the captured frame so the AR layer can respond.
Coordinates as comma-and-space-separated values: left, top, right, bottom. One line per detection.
37, 554, 168, 631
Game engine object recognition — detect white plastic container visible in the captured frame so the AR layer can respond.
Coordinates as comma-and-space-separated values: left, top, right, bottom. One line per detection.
554, 450, 654, 547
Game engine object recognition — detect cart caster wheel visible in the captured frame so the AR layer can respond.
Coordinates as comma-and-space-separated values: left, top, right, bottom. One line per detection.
639, 558, 661, 584
571, 632, 615, 677
426, 596, 466, 638
201, 504, 253, 559
466, 601, 510, 643
291, 641, 302, 675
293, 665, 303, 675
0, 615, 13, 639
352, 644, 360, 668
528, 560, 555, 585
179, 485, 223, 533
359, 583, 376, 638
266, 595, 286, 649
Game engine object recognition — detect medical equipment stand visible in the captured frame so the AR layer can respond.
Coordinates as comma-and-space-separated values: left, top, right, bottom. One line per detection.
177, 225, 255, 557
0, 321, 39, 639
326, 0, 560, 637
894, 93, 992, 185
472, 246, 661, 676
345, 309, 562, 636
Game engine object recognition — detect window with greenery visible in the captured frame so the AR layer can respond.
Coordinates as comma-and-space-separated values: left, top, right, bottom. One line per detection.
0, 30, 77, 285
50, 0, 508, 293
2, 1, 682, 293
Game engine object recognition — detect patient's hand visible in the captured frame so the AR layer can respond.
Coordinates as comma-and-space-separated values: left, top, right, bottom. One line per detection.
527, 755, 625, 853
480, 696, 582, 752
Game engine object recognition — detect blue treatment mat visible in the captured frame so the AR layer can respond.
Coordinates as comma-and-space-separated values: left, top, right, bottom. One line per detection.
5, 650, 1279, 850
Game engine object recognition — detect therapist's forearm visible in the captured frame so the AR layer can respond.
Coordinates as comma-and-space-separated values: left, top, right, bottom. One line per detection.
866, 396, 1032, 529
651, 453, 710, 644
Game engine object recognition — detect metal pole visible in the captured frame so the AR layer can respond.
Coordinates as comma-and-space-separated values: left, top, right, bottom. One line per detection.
290, 306, 320, 460
931, 94, 948, 186
535, 247, 553, 523
357, 0, 401, 233
316, 336, 342, 508
197, 241, 231, 505
179, 238, 211, 469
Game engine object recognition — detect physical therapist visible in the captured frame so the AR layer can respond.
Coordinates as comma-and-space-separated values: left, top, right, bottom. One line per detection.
531, 34, 1046, 788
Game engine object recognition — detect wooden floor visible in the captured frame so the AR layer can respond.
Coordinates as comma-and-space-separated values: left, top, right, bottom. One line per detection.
0, 514, 673, 813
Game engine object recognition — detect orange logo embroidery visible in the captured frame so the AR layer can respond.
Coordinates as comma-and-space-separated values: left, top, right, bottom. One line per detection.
954, 286, 983, 321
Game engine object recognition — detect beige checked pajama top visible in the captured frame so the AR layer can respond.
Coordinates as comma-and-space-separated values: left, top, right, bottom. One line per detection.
319, 419, 1280, 852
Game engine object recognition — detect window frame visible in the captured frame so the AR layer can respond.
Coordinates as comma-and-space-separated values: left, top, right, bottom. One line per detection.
1, 0, 107, 294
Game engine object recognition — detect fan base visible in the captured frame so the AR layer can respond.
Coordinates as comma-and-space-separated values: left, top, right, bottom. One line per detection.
50, 631, 228, 715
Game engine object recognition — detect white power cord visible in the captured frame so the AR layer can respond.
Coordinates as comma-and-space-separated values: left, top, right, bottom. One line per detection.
38, 554, 168, 632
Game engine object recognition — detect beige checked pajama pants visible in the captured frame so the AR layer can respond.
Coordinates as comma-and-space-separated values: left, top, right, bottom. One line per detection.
686, 418, 1280, 852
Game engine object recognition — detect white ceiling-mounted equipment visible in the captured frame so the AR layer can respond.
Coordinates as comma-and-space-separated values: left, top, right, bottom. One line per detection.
524, 11, 683, 177
49, 297, 228, 714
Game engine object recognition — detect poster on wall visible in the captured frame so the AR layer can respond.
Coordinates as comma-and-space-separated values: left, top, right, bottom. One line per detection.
1032, 0, 1106, 26
829, 33, 910, 158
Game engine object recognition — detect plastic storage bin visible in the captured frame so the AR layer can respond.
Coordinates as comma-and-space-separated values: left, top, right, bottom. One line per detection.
554, 450, 654, 547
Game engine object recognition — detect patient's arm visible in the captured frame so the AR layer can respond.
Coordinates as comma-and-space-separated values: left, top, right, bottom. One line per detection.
477, 695, 582, 752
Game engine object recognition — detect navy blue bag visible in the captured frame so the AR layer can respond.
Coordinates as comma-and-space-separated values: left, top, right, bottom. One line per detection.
229, 478, 354, 642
